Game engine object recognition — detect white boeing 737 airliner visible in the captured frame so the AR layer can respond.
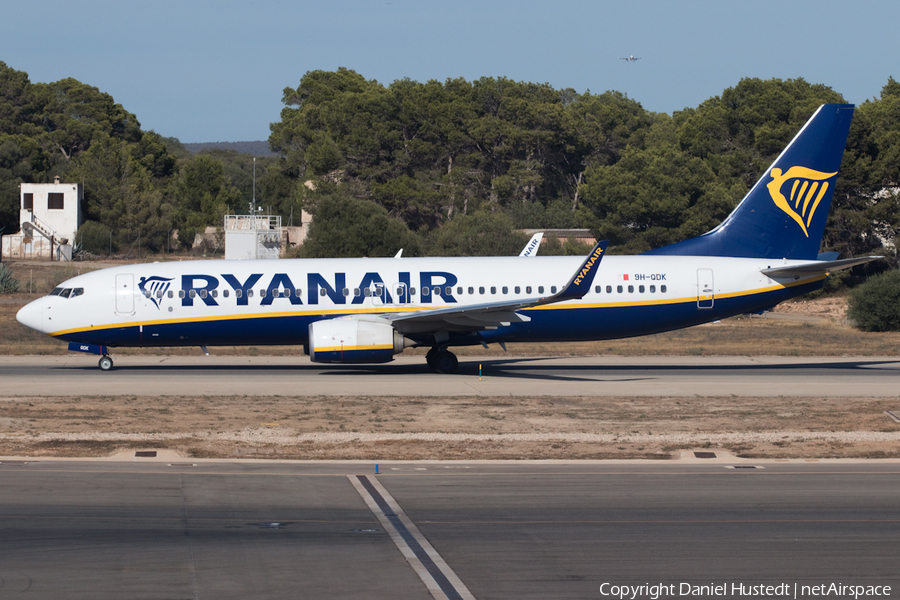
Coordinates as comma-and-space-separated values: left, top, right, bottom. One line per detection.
16, 104, 879, 373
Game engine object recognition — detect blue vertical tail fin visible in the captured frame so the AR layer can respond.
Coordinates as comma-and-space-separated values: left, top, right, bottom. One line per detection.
645, 104, 855, 259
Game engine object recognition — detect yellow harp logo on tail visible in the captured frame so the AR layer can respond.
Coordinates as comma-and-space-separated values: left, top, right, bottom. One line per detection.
766, 166, 837, 238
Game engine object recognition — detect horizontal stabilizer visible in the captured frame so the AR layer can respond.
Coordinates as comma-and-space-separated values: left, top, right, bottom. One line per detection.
761, 256, 883, 278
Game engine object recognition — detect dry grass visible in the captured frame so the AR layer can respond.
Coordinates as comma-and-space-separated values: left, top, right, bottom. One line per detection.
1, 394, 897, 460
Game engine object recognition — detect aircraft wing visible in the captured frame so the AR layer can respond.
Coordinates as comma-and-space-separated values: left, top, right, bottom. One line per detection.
387, 241, 608, 332
761, 256, 883, 278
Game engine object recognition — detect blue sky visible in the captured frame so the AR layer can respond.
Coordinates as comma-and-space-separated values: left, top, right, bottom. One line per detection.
2, 0, 897, 143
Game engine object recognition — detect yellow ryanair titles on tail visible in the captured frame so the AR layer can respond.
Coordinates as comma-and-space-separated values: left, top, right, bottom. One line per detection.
766, 166, 837, 238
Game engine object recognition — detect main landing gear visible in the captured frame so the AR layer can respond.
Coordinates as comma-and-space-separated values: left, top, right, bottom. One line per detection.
425, 347, 458, 374
98, 355, 114, 371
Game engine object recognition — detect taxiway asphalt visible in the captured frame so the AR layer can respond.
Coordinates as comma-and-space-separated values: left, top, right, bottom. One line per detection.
0, 459, 897, 599
2, 354, 900, 396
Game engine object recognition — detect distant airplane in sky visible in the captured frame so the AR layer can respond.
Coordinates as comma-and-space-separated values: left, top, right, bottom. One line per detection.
620, 55, 641, 62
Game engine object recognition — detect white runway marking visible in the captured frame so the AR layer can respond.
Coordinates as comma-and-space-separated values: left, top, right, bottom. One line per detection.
350, 475, 475, 600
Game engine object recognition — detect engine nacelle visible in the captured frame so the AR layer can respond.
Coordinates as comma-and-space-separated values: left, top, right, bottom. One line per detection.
308, 318, 405, 364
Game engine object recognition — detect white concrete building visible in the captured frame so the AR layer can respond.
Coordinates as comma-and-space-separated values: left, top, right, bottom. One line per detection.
1, 177, 83, 260
224, 214, 283, 260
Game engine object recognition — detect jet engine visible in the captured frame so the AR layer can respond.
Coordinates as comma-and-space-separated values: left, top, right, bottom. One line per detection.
308, 317, 407, 364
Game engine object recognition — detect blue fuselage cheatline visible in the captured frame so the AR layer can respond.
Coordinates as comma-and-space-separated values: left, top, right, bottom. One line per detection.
16, 104, 879, 373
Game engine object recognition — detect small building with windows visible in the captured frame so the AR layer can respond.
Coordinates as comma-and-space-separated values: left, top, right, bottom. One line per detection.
1, 177, 83, 260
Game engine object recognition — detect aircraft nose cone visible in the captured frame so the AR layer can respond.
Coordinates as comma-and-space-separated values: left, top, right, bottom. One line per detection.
16, 299, 43, 334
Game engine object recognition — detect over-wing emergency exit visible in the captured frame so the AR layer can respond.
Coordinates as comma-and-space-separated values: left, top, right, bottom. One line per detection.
17, 104, 880, 373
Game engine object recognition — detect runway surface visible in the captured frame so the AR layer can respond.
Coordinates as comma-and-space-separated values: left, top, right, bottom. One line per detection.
0, 459, 897, 599
3, 354, 900, 396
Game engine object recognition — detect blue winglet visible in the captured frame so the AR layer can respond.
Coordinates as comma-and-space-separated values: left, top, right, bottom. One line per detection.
551, 240, 609, 302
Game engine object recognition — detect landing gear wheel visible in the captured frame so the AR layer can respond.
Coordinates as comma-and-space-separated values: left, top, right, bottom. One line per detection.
98, 356, 113, 371
434, 350, 458, 374
425, 347, 439, 370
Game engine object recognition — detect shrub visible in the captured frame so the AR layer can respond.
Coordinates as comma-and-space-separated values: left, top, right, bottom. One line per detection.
75, 221, 115, 255
847, 269, 900, 332
0, 263, 19, 293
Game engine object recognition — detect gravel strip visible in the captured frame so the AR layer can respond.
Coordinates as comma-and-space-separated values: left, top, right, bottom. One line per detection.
7, 429, 900, 445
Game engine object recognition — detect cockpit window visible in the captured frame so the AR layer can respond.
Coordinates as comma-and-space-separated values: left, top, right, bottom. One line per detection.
48, 287, 84, 298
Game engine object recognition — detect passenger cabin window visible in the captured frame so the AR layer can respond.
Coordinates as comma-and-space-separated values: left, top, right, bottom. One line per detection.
538, 286, 544, 294
502, 286, 508, 294
617, 285, 623, 293
606, 285, 612, 293
223, 290, 230, 298
526, 286, 532, 294
479, 286, 485, 294
490, 287, 496, 294
168, 290, 174, 298
515, 286, 520, 294
457, 286, 463, 295
409, 287, 416, 295
423, 287, 430, 296
551, 286, 557, 293
179, 290, 186, 299
445, 286, 452, 296
650, 285, 656, 293
200, 289, 207, 299
189, 290, 196, 298
595, 285, 601, 293
468, 287, 474, 294
628, 285, 634, 293
661, 285, 667, 293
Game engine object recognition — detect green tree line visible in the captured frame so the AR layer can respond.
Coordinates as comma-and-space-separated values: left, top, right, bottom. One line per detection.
2, 61, 899, 267
0, 61, 274, 253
